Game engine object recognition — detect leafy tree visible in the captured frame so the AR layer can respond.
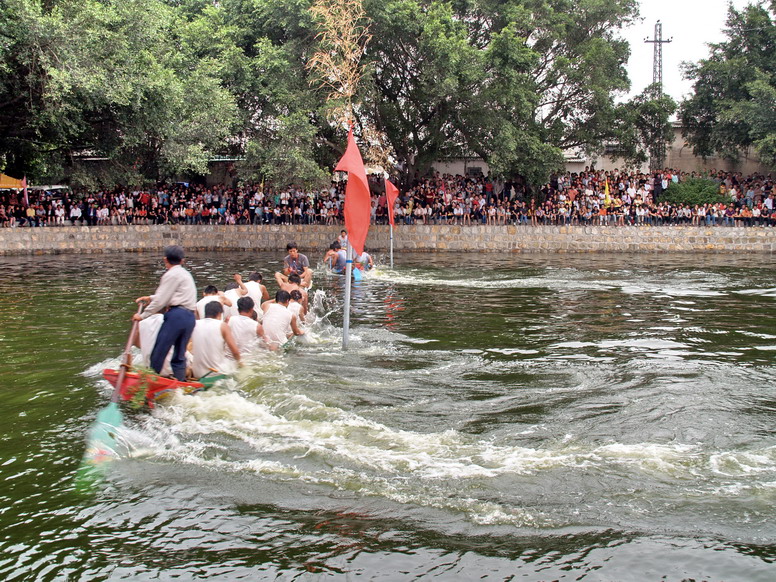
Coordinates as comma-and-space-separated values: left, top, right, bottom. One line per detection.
610, 85, 677, 169
0, 0, 66, 179
1, 0, 239, 185
219, 0, 340, 184
2, 0, 645, 190
662, 178, 728, 206
362, 0, 639, 187
680, 1, 776, 168
239, 112, 330, 188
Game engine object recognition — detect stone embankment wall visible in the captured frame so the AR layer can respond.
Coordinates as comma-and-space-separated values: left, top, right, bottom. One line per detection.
2, 224, 776, 255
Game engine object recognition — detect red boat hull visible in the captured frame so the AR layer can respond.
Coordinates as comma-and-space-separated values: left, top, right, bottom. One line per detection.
103, 369, 206, 408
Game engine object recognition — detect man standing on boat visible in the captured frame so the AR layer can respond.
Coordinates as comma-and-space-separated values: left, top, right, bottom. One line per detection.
133, 245, 196, 381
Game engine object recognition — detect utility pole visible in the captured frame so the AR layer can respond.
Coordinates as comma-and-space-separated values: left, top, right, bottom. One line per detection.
644, 21, 673, 170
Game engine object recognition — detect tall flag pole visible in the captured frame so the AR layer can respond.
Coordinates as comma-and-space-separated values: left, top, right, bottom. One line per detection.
342, 242, 354, 348
334, 127, 371, 349
385, 178, 399, 268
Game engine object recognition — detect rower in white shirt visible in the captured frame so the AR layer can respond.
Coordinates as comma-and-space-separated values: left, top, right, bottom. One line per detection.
190, 301, 241, 378
195, 285, 232, 320
227, 296, 264, 356
261, 290, 305, 350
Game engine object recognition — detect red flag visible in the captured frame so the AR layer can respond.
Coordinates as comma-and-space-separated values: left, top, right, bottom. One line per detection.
22, 176, 28, 207
334, 129, 371, 256
385, 179, 399, 226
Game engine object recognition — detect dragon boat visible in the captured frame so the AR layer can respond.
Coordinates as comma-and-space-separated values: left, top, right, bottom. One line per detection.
102, 368, 226, 408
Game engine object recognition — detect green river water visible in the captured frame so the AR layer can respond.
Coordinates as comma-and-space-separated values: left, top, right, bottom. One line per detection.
0, 251, 774, 580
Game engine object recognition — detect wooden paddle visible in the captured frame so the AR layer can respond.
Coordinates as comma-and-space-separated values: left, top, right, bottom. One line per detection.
80, 302, 144, 471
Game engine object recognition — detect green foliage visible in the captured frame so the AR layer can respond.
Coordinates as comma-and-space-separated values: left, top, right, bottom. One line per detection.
364, 0, 639, 186
680, 2, 776, 169
662, 178, 728, 206
610, 85, 677, 169
2, 0, 642, 189
240, 112, 330, 189
1, 0, 238, 185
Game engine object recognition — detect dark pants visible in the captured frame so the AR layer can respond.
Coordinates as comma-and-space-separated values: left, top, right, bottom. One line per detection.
150, 307, 195, 381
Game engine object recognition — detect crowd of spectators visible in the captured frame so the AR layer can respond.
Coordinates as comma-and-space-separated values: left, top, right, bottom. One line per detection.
1, 168, 774, 229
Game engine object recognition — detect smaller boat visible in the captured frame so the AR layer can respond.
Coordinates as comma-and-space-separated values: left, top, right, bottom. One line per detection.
102, 368, 226, 408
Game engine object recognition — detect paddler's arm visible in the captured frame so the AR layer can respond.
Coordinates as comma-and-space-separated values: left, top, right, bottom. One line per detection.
234, 273, 248, 296
132, 297, 150, 320
221, 322, 242, 364
290, 314, 304, 337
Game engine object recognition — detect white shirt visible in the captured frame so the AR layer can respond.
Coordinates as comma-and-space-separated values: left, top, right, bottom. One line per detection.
138, 314, 173, 376
143, 264, 197, 318
263, 303, 293, 348
244, 281, 265, 315
196, 295, 222, 320
223, 288, 244, 319
288, 301, 304, 321
228, 314, 262, 356
190, 318, 236, 378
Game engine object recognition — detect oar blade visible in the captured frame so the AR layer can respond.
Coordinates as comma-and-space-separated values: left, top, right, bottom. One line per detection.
82, 402, 123, 466
75, 402, 125, 488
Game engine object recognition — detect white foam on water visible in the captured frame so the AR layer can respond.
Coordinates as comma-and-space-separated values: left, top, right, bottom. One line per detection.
620, 284, 724, 297
82, 354, 130, 377
147, 388, 756, 481
734, 287, 776, 297
487, 348, 540, 355
109, 376, 776, 528
370, 270, 614, 292
591, 442, 701, 474
739, 331, 776, 340
709, 447, 776, 477
552, 338, 687, 350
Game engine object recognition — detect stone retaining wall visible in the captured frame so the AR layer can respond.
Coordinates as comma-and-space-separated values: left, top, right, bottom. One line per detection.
2, 224, 776, 255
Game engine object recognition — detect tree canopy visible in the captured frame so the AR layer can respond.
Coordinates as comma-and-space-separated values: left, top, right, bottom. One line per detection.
2, 0, 651, 188
680, 1, 776, 169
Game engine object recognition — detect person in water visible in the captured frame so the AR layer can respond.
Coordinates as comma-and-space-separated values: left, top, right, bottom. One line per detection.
134, 313, 186, 377
244, 272, 270, 315
337, 229, 348, 249
288, 289, 307, 322
356, 246, 374, 271
323, 241, 347, 274
222, 274, 249, 320
134, 245, 196, 381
